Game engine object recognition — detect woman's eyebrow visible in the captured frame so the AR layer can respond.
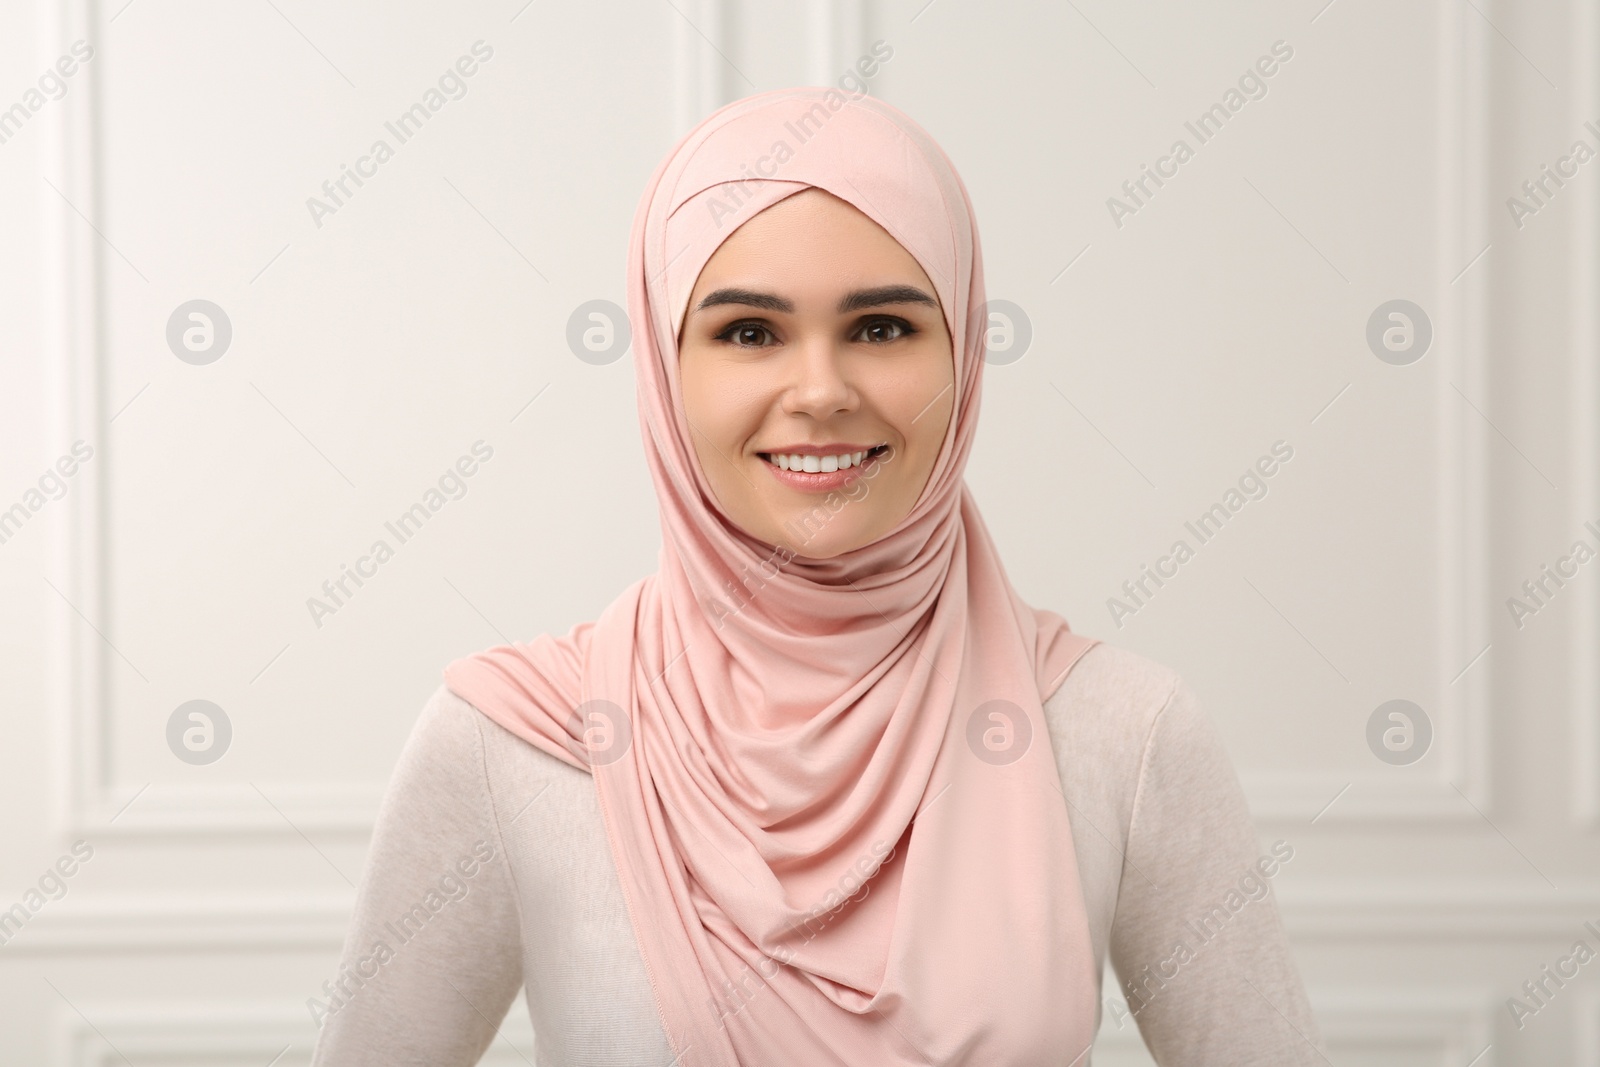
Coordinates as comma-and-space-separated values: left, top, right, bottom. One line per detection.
694, 284, 937, 315
696, 288, 794, 313
836, 285, 938, 313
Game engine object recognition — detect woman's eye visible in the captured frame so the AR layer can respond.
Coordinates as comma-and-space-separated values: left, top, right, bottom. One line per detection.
720, 323, 774, 347
715, 318, 914, 347
858, 319, 913, 344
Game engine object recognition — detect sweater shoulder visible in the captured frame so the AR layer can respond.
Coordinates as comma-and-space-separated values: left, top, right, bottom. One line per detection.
387, 682, 492, 794
1043, 640, 1186, 756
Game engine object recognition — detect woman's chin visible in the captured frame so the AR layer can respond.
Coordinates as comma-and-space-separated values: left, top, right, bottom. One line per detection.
762, 515, 884, 561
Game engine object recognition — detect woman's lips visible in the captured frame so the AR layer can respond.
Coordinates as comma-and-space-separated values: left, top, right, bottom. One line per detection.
758, 445, 888, 493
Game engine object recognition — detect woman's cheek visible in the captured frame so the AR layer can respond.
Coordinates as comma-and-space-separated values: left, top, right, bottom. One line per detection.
717, 373, 778, 446
900, 372, 954, 443
685, 361, 748, 456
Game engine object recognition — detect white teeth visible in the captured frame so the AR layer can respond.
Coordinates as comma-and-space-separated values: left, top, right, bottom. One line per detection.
766, 449, 875, 473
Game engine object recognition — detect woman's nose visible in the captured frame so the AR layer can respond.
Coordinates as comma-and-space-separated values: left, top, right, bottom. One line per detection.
782, 336, 857, 419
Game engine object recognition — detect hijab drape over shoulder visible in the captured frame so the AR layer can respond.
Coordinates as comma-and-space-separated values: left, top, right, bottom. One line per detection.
444, 86, 1101, 1066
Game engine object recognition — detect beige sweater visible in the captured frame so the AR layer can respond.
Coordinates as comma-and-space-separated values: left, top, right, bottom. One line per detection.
308, 642, 1325, 1065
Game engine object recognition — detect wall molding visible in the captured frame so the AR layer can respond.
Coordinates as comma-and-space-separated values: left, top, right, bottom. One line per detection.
805, 0, 867, 87
56, 1001, 535, 1066
1240, 0, 1494, 826
1577, 987, 1600, 1067
3, 894, 353, 953
672, 0, 730, 136
80, 781, 385, 837
1571, 0, 1600, 828
1094, 987, 1496, 1062
1306, 988, 1495, 1064
43, 0, 109, 845
1276, 882, 1600, 938
43, 0, 882, 843
51, 990, 1491, 1065
36, 0, 434, 842
34, 0, 1497, 839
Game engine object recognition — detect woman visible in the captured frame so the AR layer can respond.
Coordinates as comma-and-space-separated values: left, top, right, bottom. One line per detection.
308, 87, 1324, 1066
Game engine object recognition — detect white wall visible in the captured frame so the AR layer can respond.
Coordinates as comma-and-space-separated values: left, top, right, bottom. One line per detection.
1, 0, 1596, 1062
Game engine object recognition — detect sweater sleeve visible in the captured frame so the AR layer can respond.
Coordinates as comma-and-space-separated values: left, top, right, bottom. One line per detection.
1107, 678, 1327, 1066
309, 684, 525, 1066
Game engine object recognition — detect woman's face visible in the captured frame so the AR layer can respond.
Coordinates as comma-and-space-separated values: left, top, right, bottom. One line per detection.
678, 189, 956, 560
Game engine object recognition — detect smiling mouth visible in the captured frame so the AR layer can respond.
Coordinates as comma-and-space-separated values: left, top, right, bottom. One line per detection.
758, 445, 890, 473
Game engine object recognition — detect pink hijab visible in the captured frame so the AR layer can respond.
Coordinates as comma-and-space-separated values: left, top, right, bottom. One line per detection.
444, 86, 1101, 1065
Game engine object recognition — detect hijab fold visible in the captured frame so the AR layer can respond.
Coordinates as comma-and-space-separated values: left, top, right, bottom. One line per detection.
445, 86, 1101, 1066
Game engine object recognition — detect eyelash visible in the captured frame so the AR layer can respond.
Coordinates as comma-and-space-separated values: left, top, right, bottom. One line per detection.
715, 316, 919, 349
